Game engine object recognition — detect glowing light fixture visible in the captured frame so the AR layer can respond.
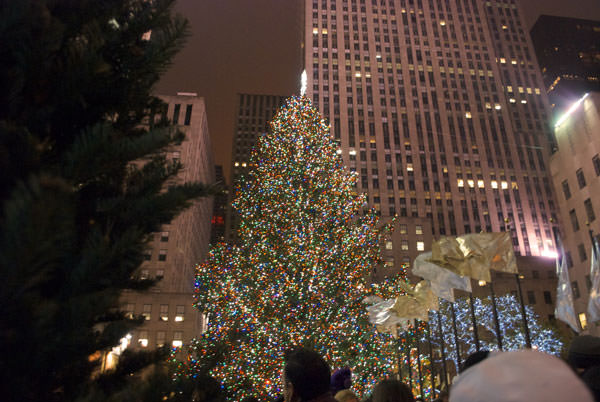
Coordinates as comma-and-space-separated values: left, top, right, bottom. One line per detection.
555, 93, 589, 128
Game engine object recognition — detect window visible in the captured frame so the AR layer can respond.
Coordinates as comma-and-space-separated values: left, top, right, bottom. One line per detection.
173, 104, 181, 125
401, 240, 409, 251
578, 243, 587, 262
385, 241, 393, 250
562, 180, 571, 200
543, 291, 552, 305
140, 269, 149, 280
577, 169, 586, 188
184, 104, 193, 125
156, 269, 164, 280
593, 154, 600, 176
417, 241, 425, 251
125, 303, 135, 319
579, 312, 588, 329
138, 331, 148, 347
399, 224, 407, 234
142, 304, 152, 320
175, 305, 185, 322
160, 231, 169, 242
527, 290, 536, 304
143, 250, 152, 261
158, 249, 167, 261
156, 331, 166, 347
160, 304, 169, 321
586, 274, 593, 291
415, 225, 423, 235
570, 209, 580, 232
173, 331, 183, 348
572, 281, 581, 299
585, 199, 596, 222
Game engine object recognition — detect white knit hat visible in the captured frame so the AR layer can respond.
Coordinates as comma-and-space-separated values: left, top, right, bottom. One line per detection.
449, 350, 593, 402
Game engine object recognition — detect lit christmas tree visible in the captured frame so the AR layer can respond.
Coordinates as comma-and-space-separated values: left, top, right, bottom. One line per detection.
175, 97, 406, 399
425, 295, 563, 372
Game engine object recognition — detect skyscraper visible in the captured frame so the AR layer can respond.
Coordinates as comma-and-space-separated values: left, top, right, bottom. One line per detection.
122, 93, 215, 350
530, 16, 600, 115
303, 0, 558, 274
226, 93, 288, 242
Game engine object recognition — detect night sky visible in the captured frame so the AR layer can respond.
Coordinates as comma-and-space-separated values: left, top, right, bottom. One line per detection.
157, 0, 600, 184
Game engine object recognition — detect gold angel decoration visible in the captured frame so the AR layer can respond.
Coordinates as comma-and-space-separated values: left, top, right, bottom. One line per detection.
427, 232, 518, 282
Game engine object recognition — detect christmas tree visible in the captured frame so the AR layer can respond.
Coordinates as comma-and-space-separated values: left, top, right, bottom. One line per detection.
0, 1, 211, 401
178, 97, 403, 399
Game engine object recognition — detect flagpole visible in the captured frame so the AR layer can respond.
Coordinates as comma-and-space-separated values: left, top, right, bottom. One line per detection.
504, 218, 532, 348
488, 279, 504, 350
449, 302, 462, 367
468, 293, 481, 351
436, 310, 449, 390
426, 319, 437, 400
414, 320, 424, 400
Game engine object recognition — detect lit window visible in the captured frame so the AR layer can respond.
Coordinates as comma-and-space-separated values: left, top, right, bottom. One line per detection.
511, 60, 517, 65
501, 181, 508, 190
321, 28, 328, 34
140, 269, 149, 280
458, 179, 464, 187
501, 25, 508, 30
242, 162, 247, 167
234, 162, 239, 167
440, 21, 446, 26
534, 88, 541, 94
417, 241, 425, 251
125, 303, 135, 319
416, 225, 423, 235
172, 332, 183, 348
175, 305, 185, 322
156, 331, 166, 347
477, 180, 485, 188
509, 98, 516, 103
467, 180, 475, 188
579, 312, 588, 329
465, 112, 472, 119
527, 88, 533, 94
494, 104, 501, 110
507, 86, 513, 92
500, 58, 506, 63
518, 87, 524, 93
407, 164, 413, 172
399, 224, 407, 234
485, 102, 492, 109
160, 304, 168, 321
401, 240, 409, 251
521, 100, 527, 104
385, 241, 393, 250
491, 181, 498, 189
355, 72, 361, 78
142, 304, 152, 320
138, 331, 148, 347
349, 149, 357, 156
312, 27, 319, 34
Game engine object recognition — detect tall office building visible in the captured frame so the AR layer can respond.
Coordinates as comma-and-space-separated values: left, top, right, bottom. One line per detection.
303, 0, 559, 276
530, 16, 600, 115
226, 93, 288, 242
122, 93, 215, 351
550, 92, 600, 332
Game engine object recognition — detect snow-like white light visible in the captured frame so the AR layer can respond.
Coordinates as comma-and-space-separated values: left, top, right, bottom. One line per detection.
300, 70, 307, 96
541, 250, 559, 259
555, 93, 589, 128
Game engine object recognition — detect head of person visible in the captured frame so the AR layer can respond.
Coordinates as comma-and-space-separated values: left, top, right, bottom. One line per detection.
283, 347, 332, 402
335, 389, 359, 402
331, 367, 352, 395
372, 379, 415, 402
459, 350, 490, 373
568, 335, 600, 374
449, 350, 594, 402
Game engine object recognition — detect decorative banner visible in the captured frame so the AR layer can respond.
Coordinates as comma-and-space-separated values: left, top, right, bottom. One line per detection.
412, 251, 472, 302
428, 232, 518, 282
555, 244, 581, 332
587, 240, 600, 323
394, 281, 439, 321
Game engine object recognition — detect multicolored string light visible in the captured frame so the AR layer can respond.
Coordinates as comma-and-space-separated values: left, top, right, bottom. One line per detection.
174, 97, 411, 400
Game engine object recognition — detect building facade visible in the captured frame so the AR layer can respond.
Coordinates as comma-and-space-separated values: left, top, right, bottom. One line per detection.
530, 16, 600, 115
550, 91, 600, 332
122, 93, 215, 350
226, 93, 288, 242
303, 0, 559, 281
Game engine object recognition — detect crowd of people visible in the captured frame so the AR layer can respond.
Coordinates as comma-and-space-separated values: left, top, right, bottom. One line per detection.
270, 335, 600, 402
